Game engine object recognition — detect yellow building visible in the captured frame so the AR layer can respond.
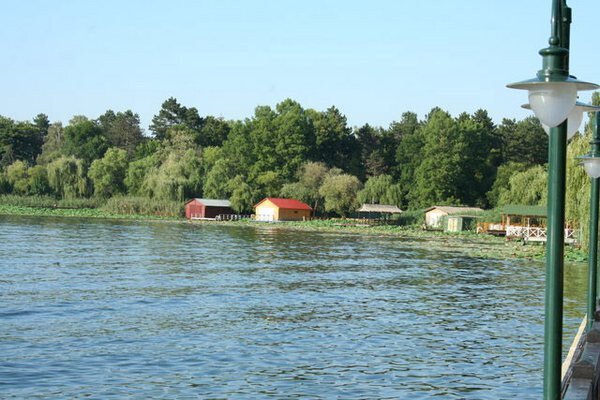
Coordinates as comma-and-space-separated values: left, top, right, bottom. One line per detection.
254, 198, 312, 222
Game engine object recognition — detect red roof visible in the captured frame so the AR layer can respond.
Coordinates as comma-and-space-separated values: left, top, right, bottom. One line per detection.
255, 197, 312, 211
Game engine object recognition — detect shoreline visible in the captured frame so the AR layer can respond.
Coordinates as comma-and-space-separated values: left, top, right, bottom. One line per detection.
0, 204, 585, 262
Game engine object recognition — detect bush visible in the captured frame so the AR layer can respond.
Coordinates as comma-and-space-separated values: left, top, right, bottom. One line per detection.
102, 196, 183, 217
0, 195, 103, 209
397, 209, 425, 227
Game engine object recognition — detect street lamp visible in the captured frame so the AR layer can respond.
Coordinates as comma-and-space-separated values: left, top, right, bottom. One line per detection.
522, 101, 598, 140
579, 111, 600, 330
507, 0, 598, 398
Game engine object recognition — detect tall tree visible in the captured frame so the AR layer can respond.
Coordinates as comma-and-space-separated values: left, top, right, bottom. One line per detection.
37, 123, 64, 164
88, 148, 129, 198
46, 156, 89, 199
97, 110, 144, 156
0, 117, 45, 166
499, 116, 548, 165
309, 106, 356, 171
319, 173, 362, 217
410, 109, 462, 207
497, 165, 547, 206
357, 174, 403, 206
62, 117, 108, 165
149, 97, 204, 140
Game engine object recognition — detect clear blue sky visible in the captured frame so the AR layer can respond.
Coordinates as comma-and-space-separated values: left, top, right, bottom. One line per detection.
1, 0, 599, 132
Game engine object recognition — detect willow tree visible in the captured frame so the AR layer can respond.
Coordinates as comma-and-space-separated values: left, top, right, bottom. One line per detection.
565, 118, 596, 249
357, 174, 402, 206
88, 148, 129, 198
46, 156, 88, 199
319, 173, 362, 217
497, 164, 548, 206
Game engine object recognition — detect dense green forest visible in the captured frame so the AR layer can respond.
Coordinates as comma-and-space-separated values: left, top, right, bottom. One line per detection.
0, 94, 597, 222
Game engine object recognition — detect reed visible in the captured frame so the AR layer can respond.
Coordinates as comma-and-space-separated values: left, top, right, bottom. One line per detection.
101, 196, 183, 217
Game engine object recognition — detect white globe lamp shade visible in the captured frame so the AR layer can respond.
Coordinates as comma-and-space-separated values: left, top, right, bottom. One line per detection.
528, 83, 577, 128
541, 105, 585, 140
582, 157, 600, 179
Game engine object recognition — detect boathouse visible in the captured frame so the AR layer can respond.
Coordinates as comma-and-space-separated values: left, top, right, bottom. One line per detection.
185, 198, 234, 219
254, 198, 312, 222
424, 206, 484, 230
357, 204, 403, 220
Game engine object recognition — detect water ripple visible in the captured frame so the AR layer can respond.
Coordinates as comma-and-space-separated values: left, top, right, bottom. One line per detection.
0, 215, 587, 399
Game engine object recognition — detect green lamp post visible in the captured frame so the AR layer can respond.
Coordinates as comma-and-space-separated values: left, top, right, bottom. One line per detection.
507, 0, 598, 398
579, 111, 600, 330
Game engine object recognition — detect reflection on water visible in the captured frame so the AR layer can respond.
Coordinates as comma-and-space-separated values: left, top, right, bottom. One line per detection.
0, 215, 587, 399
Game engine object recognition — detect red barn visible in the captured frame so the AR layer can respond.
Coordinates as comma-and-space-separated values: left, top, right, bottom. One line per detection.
185, 198, 234, 219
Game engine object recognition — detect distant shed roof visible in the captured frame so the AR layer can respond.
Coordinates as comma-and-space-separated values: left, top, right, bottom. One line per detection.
188, 198, 232, 207
502, 205, 546, 217
255, 198, 312, 211
357, 204, 403, 213
424, 206, 484, 215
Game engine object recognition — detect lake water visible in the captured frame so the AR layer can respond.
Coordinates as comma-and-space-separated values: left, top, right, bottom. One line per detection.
0, 215, 587, 399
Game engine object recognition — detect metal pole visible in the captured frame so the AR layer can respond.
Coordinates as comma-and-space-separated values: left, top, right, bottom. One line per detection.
543, 1, 571, 397
588, 114, 600, 329
544, 121, 568, 400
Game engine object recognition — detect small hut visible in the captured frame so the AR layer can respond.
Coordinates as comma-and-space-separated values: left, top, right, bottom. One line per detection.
185, 198, 234, 219
357, 204, 403, 220
424, 206, 484, 230
254, 198, 312, 222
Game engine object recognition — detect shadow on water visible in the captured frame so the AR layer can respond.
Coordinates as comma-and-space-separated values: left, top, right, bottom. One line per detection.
0, 215, 588, 399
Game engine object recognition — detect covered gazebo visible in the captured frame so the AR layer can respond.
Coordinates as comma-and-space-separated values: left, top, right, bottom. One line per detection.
356, 204, 403, 220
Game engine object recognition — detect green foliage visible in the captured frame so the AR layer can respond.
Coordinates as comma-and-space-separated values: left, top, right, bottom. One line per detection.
308, 106, 356, 171
200, 116, 230, 147
62, 118, 108, 164
203, 158, 236, 199
6, 161, 30, 195
357, 174, 402, 206
97, 110, 144, 156
0, 194, 103, 209
486, 162, 529, 208
140, 149, 202, 201
0, 170, 11, 194
149, 97, 204, 141
228, 175, 255, 213
410, 109, 462, 207
89, 148, 129, 198
125, 155, 157, 196
499, 116, 547, 165
27, 165, 51, 196
497, 164, 547, 206
0, 116, 45, 166
566, 126, 593, 248
408, 108, 500, 208
37, 123, 64, 165
4, 161, 51, 196
46, 156, 89, 199
319, 173, 362, 217
279, 162, 340, 213
397, 208, 425, 227
101, 196, 183, 217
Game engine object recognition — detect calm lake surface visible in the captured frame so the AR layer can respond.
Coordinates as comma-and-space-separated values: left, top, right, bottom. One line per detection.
0, 215, 587, 399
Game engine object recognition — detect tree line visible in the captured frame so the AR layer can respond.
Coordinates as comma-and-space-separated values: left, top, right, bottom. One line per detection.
1, 94, 590, 218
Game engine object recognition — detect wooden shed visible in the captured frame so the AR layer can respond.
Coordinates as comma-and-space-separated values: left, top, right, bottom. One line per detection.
357, 204, 403, 220
254, 198, 312, 222
424, 206, 484, 229
185, 198, 234, 219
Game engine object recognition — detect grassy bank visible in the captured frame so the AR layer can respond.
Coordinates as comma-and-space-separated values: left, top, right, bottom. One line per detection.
0, 204, 180, 221
0, 199, 586, 262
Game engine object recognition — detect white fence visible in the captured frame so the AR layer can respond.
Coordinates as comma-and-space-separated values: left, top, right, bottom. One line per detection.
506, 225, 577, 243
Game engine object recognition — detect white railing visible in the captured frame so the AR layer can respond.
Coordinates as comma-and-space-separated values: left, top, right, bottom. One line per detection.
506, 225, 577, 243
